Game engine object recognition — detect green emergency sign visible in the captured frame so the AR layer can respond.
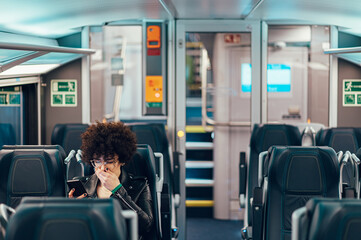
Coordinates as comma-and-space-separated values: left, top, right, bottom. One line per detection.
54, 81, 76, 92
343, 80, 361, 107
51, 79, 77, 107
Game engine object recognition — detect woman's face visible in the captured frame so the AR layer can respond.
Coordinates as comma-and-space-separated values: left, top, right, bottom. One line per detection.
90, 154, 123, 176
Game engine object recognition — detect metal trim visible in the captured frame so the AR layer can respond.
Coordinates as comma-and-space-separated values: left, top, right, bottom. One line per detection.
0, 41, 95, 54
329, 26, 338, 127
0, 76, 40, 87
81, 26, 91, 124
261, 21, 268, 123
324, 46, 361, 54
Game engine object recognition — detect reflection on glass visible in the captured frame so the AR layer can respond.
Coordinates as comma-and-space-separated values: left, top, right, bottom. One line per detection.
186, 33, 212, 125
267, 25, 330, 125
24, 52, 81, 64
89, 26, 143, 122
0, 49, 33, 64
186, 32, 252, 125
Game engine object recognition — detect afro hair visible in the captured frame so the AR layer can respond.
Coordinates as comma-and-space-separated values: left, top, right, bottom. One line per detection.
81, 121, 137, 165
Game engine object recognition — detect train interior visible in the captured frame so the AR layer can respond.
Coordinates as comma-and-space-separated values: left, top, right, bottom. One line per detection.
1, 0, 361, 239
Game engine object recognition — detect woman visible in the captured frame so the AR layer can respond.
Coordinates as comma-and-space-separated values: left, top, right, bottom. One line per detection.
68, 121, 153, 239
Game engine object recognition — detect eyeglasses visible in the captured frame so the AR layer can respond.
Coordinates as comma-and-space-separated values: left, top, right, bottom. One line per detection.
90, 159, 117, 169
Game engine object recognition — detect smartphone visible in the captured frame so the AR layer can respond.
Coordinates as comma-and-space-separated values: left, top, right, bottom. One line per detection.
67, 179, 87, 197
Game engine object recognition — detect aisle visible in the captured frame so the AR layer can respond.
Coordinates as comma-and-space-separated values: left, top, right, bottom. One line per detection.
186, 218, 243, 240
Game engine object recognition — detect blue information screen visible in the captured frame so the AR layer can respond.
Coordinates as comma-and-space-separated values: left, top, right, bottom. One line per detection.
241, 63, 291, 92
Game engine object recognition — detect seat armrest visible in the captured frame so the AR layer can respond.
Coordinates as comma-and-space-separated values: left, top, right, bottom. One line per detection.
241, 226, 252, 240
122, 210, 138, 240
173, 151, 181, 196
0, 204, 15, 233
258, 151, 268, 187
161, 183, 172, 240
154, 152, 164, 193
239, 152, 247, 208
252, 187, 264, 240
292, 207, 307, 240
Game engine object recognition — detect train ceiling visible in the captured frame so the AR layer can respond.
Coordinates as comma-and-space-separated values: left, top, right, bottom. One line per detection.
0, 0, 360, 38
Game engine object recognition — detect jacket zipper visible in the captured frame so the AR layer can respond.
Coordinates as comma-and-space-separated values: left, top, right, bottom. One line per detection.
115, 192, 137, 212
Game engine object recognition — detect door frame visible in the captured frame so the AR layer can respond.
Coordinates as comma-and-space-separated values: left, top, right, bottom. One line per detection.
175, 19, 262, 238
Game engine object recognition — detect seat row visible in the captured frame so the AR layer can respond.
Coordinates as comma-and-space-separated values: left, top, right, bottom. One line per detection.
292, 198, 361, 240
0, 144, 170, 240
240, 123, 361, 240
243, 144, 361, 240
50, 122, 179, 238
1, 197, 137, 240
243, 145, 341, 240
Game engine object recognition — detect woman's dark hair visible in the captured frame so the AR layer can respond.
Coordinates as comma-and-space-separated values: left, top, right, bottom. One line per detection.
81, 121, 137, 164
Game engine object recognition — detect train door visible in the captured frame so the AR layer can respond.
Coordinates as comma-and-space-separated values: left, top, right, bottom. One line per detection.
0, 85, 23, 145
0, 79, 40, 147
175, 21, 261, 235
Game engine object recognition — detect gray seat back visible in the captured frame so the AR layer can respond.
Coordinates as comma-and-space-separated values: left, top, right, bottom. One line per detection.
264, 146, 339, 240
247, 124, 301, 225
0, 145, 66, 208
5, 197, 127, 240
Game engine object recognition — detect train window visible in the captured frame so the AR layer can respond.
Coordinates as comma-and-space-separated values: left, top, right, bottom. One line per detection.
89, 25, 142, 122
185, 32, 252, 125
0, 49, 34, 64
267, 25, 330, 126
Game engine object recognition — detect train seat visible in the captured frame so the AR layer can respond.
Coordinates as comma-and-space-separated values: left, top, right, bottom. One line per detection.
51, 123, 89, 154
51, 123, 91, 179
241, 124, 302, 226
124, 144, 167, 240
316, 127, 361, 197
248, 146, 340, 240
4, 197, 132, 240
127, 123, 177, 238
0, 145, 67, 208
292, 198, 361, 240
127, 123, 174, 193
316, 127, 361, 153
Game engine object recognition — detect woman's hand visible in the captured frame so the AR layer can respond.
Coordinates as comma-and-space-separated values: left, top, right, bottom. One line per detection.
95, 167, 121, 191
68, 188, 87, 199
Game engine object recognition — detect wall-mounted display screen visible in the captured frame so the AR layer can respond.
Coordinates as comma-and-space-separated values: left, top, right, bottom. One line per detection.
241, 63, 291, 92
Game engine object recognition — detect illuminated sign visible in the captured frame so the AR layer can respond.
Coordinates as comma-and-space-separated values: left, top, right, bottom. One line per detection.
241, 63, 291, 93
51, 79, 77, 107
343, 79, 361, 107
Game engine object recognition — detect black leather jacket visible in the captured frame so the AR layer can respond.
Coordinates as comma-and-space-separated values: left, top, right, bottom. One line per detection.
81, 169, 154, 238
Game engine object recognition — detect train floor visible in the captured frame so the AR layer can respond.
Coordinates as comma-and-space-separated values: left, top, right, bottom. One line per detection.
186, 217, 243, 240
